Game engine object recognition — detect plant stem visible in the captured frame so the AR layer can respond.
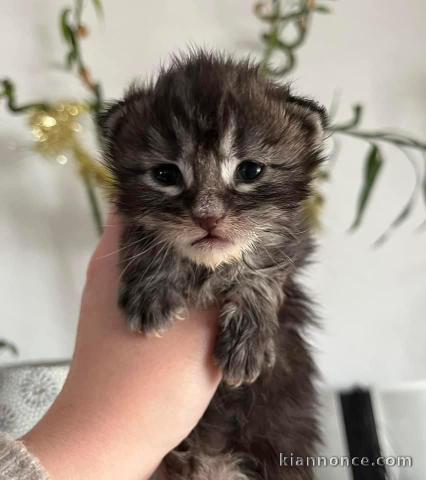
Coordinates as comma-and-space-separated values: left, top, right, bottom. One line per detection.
257, 0, 319, 77
81, 169, 103, 235
0, 79, 49, 112
330, 128, 426, 151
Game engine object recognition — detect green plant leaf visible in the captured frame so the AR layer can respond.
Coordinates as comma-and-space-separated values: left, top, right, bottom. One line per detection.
91, 0, 104, 17
1, 78, 13, 97
60, 8, 73, 44
351, 145, 383, 230
329, 103, 364, 132
0, 339, 18, 356
351, 104, 363, 127
66, 50, 77, 68
374, 194, 415, 247
376, 148, 423, 244
1, 78, 48, 112
314, 5, 332, 13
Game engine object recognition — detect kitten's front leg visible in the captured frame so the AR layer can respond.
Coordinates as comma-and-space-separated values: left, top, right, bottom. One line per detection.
120, 279, 185, 335
215, 277, 283, 387
118, 240, 186, 335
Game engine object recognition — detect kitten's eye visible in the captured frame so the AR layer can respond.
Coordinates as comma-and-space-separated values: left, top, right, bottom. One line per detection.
236, 161, 264, 183
152, 164, 182, 186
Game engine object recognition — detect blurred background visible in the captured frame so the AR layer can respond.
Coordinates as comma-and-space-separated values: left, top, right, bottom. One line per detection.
1, 1, 425, 479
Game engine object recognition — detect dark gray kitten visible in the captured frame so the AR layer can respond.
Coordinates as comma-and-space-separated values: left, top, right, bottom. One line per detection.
100, 51, 327, 480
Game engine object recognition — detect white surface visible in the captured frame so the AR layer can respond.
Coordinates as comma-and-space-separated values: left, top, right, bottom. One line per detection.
373, 382, 426, 480
315, 389, 351, 480
1, 1, 426, 389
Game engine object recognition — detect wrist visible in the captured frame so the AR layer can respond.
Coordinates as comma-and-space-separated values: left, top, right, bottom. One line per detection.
22, 391, 162, 480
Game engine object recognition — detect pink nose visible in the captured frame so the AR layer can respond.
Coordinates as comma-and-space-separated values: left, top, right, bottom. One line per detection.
193, 215, 223, 232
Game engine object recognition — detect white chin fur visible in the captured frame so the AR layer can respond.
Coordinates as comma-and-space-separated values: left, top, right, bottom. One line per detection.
180, 243, 243, 269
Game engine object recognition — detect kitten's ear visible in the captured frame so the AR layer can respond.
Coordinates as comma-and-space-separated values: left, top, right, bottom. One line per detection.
286, 94, 328, 146
97, 100, 127, 140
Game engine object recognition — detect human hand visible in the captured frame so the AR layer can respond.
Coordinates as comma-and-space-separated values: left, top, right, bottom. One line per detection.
22, 213, 221, 480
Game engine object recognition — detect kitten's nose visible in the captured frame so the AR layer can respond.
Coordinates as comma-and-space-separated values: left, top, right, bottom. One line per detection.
192, 215, 224, 232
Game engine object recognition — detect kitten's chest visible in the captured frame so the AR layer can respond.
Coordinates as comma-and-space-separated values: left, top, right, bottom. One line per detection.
188, 263, 241, 307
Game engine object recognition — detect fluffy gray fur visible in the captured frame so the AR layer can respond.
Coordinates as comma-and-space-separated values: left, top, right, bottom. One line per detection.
100, 51, 327, 479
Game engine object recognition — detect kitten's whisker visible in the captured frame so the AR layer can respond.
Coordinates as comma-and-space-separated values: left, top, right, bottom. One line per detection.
119, 238, 167, 281
257, 243, 281, 269
249, 240, 296, 272
250, 219, 306, 241
156, 243, 172, 277
118, 236, 160, 265
97, 236, 150, 259
135, 240, 170, 286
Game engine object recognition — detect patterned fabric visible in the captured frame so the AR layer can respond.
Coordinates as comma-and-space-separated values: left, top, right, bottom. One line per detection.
0, 363, 69, 438
0, 432, 49, 480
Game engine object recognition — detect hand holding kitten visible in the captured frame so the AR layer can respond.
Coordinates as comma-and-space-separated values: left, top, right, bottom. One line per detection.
22, 212, 221, 480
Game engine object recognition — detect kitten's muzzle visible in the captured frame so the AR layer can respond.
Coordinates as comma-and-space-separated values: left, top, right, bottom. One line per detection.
192, 214, 225, 232
191, 233, 231, 248
190, 214, 232, 248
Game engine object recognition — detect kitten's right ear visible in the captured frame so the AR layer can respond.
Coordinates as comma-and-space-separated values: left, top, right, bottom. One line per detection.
97, 100, 127, 140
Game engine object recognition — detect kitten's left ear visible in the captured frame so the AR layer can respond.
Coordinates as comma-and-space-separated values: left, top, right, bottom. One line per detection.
97, 100, 127, 141
286, 94, 328, 146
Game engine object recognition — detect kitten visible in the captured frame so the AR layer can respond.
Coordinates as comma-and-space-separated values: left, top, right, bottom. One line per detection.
100, 51, 327, 480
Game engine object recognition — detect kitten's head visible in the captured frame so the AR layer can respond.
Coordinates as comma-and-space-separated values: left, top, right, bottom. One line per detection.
100, 51, 327, 269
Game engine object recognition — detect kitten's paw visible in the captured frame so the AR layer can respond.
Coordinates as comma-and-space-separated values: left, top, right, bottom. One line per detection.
215, 303, 271, 387
217, 346, 264, 388
119, 288, 183, 335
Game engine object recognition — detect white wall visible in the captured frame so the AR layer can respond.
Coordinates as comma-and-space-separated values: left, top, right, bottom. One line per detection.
1, 0, 426, 390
